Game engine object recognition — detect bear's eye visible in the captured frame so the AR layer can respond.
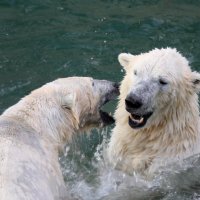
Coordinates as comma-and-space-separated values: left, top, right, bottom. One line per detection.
134, 70, 137, 75
159, 78, 168, 85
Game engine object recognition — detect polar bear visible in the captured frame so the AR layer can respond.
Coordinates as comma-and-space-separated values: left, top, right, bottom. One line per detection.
0, 77, 119, 200
108, 48, 200, 176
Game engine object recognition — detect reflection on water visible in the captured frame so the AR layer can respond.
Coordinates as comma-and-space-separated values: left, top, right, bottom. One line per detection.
1, 0, 200, 199
60, 129, 200, 200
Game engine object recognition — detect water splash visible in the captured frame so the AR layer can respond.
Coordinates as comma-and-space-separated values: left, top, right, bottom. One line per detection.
60, 129, 200, 200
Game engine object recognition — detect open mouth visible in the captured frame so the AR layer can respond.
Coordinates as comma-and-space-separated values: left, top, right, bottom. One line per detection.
128, 112, 153, 129
100, 110, 115, 126
98, 83, 119, 126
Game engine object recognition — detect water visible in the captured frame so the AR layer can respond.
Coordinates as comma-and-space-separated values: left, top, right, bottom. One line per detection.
60, 130, 200, 200
1, 0, 200, 199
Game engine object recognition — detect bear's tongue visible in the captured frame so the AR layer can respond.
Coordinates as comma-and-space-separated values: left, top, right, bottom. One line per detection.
130, 114, 144, 124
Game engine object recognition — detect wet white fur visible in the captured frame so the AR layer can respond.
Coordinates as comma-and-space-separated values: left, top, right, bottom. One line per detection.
0, 77, 104, 200
108, 48, 200, 177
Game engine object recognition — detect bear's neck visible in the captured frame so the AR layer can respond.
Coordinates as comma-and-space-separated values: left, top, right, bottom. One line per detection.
112, 94, 200, 162
2, 95, 77, 146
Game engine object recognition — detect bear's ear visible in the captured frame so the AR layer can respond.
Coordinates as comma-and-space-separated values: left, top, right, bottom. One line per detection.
62, 93, 80, 124
191, 71, 200, 92
118, 53, 135, 70
62, 93, 76, 110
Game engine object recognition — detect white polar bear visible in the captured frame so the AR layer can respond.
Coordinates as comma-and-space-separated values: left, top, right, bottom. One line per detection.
108, 48, 200, 176
0, 77, 119, 200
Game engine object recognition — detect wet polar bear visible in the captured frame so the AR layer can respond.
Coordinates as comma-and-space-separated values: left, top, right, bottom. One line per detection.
108, 48, 200, 177
0, 77, 119, 200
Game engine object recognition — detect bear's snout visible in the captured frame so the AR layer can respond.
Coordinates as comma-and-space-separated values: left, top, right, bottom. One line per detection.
125, 94, 143, 112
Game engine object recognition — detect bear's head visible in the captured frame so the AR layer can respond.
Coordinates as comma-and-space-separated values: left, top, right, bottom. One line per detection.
3, 77, 119, 143
117, 48, 200, 129
55, 77, 119, 130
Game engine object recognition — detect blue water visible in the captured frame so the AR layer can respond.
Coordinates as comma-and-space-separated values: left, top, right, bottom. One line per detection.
1, 0, 200, 199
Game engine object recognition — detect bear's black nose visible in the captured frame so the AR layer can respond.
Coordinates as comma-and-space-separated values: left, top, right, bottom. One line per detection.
125, 94, 143, 111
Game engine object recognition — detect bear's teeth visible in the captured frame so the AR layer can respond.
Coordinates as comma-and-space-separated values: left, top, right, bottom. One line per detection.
130, 115, 144, 124
139, 117, 144, 123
